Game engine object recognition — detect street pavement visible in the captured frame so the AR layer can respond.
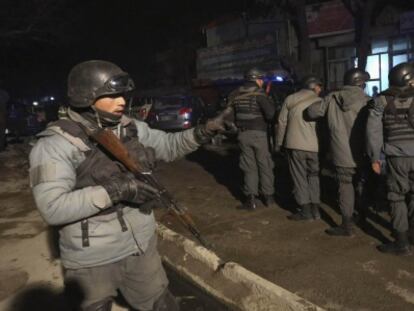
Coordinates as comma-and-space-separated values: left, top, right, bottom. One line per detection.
0, 142, 414, 310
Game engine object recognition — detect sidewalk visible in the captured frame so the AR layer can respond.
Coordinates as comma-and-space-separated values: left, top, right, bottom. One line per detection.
0, 144, 320, 311
1, 143, 414, 310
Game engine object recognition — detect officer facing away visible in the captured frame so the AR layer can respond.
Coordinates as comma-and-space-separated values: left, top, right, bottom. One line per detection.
276, 75, 323, 220
229, 67, 276, 210
366, 62, 414, 256
0, 88, 9, 151
29, 60, 225, 311
307, 68, 371, 236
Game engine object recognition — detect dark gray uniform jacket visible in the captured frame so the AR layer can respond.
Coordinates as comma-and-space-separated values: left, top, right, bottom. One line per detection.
366, 89, 414, 161
277, 89, 320, 152
229, 82, 275, 130
29, 109, 200, 269
307, 85, 370, 168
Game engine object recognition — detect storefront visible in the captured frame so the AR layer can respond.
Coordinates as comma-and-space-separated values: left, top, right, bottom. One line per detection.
364, 35, 414, 96
309, 1, 414, 94
327, 35, 414, 95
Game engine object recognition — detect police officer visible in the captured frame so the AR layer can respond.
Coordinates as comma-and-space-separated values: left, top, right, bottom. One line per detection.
307, 68, 371, 236
366, 62, 414, 255
0, 88, 9, 151
276, 75, 323, 220
29, 60, 225, 310
229, 67, 276, 210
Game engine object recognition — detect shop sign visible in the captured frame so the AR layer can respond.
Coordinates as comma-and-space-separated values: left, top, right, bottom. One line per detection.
401, 11, 414, 34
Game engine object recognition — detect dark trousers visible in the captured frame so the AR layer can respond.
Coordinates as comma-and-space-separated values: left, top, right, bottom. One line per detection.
386, 157, 414, 232
335, 165, 372, 219
64, 234, 168, 310
0, 118, 6, 151
287, 149, 320, 206
238, 130, 274, 196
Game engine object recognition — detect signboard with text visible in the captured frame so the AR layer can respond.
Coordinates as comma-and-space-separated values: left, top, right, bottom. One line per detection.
401, 11, 414, 34
306, 0, 354, 38
196, 34, 278, 80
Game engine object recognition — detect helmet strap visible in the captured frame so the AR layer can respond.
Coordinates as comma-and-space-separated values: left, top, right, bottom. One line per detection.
91, 105, 122, 128
95, 110, 103, 128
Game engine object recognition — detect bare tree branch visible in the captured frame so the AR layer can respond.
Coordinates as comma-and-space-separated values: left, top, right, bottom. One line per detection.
0, 0, 73, 46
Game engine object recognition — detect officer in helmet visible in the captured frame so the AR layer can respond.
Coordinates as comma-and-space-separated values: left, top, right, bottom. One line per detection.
276, 75, 323, 221
367, 62, 414, 255
29, 60, 225, 310
228, 67, 276, 210
306, 68, 371, 236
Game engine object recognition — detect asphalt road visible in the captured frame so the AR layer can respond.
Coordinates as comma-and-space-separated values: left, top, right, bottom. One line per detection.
1, 141, 414, 310
154, 142, 414, 311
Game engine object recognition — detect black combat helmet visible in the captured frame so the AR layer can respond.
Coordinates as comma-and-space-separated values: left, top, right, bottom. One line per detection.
301, 75, 322, 90
388, 62, 414, 88
244, 67, 266, 82
67, 60, 135, 108
343, 68, 370, 87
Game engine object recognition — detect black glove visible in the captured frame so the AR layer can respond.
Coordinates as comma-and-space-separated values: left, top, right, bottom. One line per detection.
101, 172, 159, 205
274, 144, 281, 154
125, 140, 157, 171
141, 147, 156, 170
194, 114, 227, 144
274, 144, 287, 156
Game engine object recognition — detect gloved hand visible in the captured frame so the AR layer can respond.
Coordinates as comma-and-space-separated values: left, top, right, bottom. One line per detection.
274, 144, 281, 154
273, 144, 286, 157
125, 140, 157, 171
194, 114, 227, 144
101, 172, 159, 205
141, 147, 156, 170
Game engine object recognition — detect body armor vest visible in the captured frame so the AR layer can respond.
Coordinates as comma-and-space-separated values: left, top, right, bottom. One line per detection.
48, 118, 141, 247
233, 87, 267, 131
383, 96, 414, 143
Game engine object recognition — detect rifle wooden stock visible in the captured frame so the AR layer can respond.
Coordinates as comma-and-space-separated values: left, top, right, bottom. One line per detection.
90, 128, 208, 247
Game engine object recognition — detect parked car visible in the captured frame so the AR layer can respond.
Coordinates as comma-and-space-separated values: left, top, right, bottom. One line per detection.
146, 95, 206, 131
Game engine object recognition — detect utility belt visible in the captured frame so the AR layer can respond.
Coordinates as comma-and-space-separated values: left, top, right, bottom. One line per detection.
238, 127, 267, 132
80, 204, 128, 247
98, 204, 124, 215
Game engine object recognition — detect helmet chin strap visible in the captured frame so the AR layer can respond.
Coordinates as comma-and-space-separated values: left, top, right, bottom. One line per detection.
91, 105, 122, 130
94, 109, 103, 128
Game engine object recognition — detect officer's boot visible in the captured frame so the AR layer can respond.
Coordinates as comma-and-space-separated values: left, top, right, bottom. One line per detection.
325, 216, 355, 236
153, 289, 180, 311
409, 218, 414, 245
409, 228, 414, 246
408, 228, 414, 245
378, 231, 412, 256
263, 194, 277, 208
288, 204, 313, 221
311, 204, 321, 220
237, 195, 257, 211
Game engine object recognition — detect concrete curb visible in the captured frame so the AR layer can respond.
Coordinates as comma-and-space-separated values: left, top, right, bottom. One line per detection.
157, 224, 325, 311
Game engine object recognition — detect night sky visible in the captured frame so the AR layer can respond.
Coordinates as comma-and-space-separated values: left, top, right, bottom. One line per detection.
1, 0, 250, 100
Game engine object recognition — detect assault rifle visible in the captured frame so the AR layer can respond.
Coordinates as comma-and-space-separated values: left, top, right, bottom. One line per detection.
87, 127, 208, 247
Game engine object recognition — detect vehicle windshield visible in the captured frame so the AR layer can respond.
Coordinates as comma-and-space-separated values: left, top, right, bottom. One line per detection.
154, 97, 186, 109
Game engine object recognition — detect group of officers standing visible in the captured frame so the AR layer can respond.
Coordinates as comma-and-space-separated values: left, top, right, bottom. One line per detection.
228, 62, 414, 256
28, 59, 414, 310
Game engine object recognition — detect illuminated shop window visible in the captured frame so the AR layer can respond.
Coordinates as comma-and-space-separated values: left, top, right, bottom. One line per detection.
366, 55, 380, 79
366, 80, 381, 97
380, 54, 389, 91
392, 54, 408, 66
392, 38, 408, 52
372, 40, 388, 54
